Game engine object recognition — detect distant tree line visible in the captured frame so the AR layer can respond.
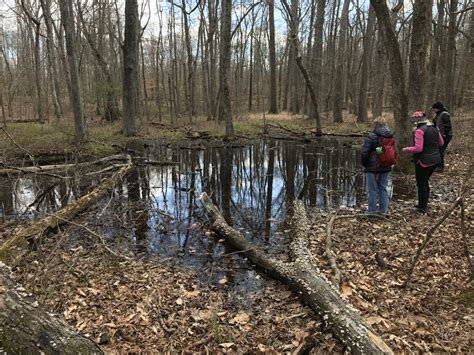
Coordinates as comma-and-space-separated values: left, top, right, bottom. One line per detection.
0, 0, 472, 142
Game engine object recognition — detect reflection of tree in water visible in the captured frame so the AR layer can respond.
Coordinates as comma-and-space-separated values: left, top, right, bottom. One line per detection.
6, 139, 363, 258
126, 167, 149, 254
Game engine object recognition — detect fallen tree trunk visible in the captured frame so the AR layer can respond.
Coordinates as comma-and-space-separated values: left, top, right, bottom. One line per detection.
0, 263, 103, 354
200, 193, 393, 354
0, 154, 128, 175
0, 156, 132, 264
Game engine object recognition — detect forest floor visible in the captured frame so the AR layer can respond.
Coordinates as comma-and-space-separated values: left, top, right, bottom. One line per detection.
0, 112, 472, 353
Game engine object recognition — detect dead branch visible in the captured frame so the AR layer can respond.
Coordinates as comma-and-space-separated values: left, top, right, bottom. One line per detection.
403, 165, 473, 287
200, 193, 393, 354
0, 156, 133, 265
0, 154, 128, 175
1, 126, 36, 164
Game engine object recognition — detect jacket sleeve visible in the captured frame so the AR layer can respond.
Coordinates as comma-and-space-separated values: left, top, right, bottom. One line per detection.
361, 135, 374, 166
436, 114, 446, 137
438, 129, 444, 146
403, 129, 424, 153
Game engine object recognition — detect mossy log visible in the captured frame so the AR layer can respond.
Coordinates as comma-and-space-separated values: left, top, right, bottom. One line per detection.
0, 263, 103, 354
0, 156, 132, 264
200, 193, 393, 354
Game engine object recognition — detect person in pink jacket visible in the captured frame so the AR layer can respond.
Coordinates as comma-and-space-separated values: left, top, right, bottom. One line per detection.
402, 111, 444, 214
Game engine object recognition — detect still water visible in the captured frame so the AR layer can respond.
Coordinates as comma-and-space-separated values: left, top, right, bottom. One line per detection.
0, 138, 372, 289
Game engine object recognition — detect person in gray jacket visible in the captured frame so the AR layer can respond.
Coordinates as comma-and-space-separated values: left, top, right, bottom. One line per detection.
431, 101, 453, 171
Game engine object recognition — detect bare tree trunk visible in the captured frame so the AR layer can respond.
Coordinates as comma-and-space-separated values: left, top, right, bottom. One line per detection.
370, 0, 411, 170
123, 0, 139, 136
78, 2, 120, 122
59, 0, 88, 144
444, 0, 458, 110
428, 0, 446, 101
20, 1, 45, 123
372, 27, 385, 118
181, 0, 196, 122
141, 42, 149, 121
208, 0, 218, 119
268, 0, 278, 114
288, 0, 300, 114
39, 0, 62, 121
408, 0, 433, 111
312, 0, 326, 114
332, 0, 350, 122
357, 5, 376, 122
217, 0, 233, 135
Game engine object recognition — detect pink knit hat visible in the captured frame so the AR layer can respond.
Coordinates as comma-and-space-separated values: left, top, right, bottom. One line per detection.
410, 110, 428, 123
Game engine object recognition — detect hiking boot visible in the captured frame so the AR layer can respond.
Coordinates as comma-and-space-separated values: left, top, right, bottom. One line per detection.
413, 206, 428, 214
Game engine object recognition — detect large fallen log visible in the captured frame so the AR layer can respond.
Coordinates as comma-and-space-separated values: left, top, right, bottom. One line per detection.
0, 156, 133, 264
0, 263, 103, 354
200, 193, 393, 354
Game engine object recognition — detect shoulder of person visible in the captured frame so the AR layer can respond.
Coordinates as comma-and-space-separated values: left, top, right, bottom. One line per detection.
442, 111, 451, 118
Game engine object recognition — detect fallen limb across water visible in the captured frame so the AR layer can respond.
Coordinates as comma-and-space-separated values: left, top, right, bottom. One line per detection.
0, 155, 133, 265
0, 263, 103, 354
0, 154, 128, 175
200, 193, 393, 354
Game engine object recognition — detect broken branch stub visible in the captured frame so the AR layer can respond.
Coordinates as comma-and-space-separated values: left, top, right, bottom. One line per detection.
199, 192, 393, 354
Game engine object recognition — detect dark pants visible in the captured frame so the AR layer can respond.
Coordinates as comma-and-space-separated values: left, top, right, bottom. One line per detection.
415, 163, 436, 209
439, 135, 452, 168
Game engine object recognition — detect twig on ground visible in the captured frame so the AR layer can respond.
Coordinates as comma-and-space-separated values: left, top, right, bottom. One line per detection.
403, 165, 472, 287
50, 213, 131, 261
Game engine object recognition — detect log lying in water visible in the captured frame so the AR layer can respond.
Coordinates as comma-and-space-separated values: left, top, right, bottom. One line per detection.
0, 156, 133, 264
0, 154, 128, 175
0, 263, 103, 354
200, 193, 393, 354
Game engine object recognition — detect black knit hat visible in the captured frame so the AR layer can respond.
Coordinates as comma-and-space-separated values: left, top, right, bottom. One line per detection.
431, 101, 444, 110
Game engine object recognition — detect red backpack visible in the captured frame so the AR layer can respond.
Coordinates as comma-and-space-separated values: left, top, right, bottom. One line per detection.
376, 137, 396, 167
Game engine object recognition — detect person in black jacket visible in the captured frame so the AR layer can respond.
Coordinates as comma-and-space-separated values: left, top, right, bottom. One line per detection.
361, 117, 393, 215
403, 111, 444, 213
431, 101, 453, 171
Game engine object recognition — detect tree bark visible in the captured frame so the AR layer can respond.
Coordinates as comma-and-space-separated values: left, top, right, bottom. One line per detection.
311, 0, 326, 115
333, 0, 350, 122
0, 156, 132, 264
268, 0, 278, 114
0, 264, 103, 354
60, 0, 87, 143
357, 5, 376, 122
370, 0, 411, 170
123, 0, 139, 136
200, 193, 393, 354
217, 0, 233, 136
408, 0, 433, 111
